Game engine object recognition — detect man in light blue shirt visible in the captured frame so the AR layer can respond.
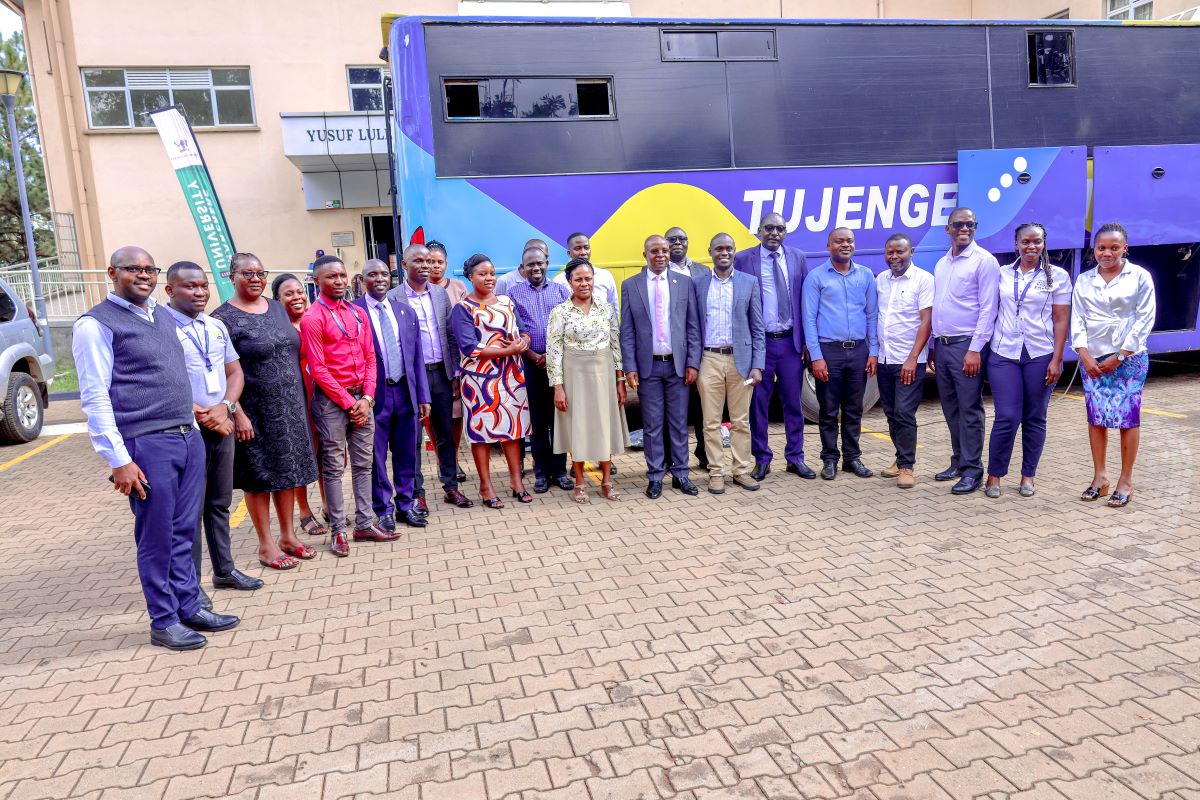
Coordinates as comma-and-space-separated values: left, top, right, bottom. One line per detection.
802, 228, 879, 480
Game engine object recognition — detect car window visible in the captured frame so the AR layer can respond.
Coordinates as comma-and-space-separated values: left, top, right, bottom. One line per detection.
0, 289, 16, 324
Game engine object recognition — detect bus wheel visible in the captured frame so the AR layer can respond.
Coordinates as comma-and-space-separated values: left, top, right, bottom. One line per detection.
801, 369, 880, 424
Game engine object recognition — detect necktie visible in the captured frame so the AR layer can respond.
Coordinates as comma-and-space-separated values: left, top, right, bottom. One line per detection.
376, 302, 403, 382
771, 251, 792, 327
654, 275, 669, 351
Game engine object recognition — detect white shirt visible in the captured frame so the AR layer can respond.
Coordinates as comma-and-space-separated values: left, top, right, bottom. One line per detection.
704, 272, 735, 348
1070, 260, 1156, 356
991, 262, 1073, 360
554, 264, 619, 308
876, 265, 935, 365
495, 268, 525, 295
365, 294, 403, 376
647, 270, 673, 355
668, 259, 693, 277
164, 305, 239, 407
758, 245, 791, 333
931, 240, 1001, 350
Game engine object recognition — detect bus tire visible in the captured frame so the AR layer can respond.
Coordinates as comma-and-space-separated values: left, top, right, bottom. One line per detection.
801, 369, 879, 423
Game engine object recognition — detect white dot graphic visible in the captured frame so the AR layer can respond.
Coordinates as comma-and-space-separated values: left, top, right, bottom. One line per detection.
988, 187, 1001, 202
1000, 173, 1013, 188
1013, 156, 1028, 172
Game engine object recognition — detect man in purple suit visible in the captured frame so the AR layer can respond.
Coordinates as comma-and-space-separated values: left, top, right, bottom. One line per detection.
355, 259, 431, 530
733, 212, 817, 481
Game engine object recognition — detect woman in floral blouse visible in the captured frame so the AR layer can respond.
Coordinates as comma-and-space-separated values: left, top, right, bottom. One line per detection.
547, 258, 629, 503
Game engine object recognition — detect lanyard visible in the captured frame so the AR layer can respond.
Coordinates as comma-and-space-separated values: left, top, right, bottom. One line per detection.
1014, 268, 1038, 312
318, 295, 362, 340
176, 317, 212, 371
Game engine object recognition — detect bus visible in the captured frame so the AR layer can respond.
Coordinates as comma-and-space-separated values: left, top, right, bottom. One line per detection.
383, 14, 1200, 412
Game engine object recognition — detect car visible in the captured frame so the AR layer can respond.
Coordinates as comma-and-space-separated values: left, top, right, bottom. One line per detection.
0, 276, 53, 443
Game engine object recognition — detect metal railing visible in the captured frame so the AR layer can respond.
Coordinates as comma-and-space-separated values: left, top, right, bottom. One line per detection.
0, 259, 111, 321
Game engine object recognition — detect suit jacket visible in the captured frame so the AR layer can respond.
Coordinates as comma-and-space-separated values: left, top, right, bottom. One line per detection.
387, 282, 458, 381
693, 269, 765, 379
352, 295, 431, 409
733, 243, 809, 352
619, 267, 701, 379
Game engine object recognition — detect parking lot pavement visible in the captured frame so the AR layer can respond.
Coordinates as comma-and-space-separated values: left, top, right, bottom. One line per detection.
1, 369, 1199, 800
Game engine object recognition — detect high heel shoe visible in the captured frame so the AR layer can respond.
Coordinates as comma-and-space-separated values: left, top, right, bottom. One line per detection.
601, 482, 620, 501
511, 490, 533, 504
1081, 483, 1110, 502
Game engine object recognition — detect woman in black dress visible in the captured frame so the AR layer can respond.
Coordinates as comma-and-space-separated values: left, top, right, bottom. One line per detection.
213, 253, 318, 570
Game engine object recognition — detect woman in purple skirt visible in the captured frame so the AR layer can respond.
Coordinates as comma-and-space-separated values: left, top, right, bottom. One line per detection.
1071, 222, 1157, 508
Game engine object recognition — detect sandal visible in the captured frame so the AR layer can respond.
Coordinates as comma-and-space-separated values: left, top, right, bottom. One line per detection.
259, 553, 299, 570
1081, 483, 1110, 502
280, 542, 317, 560
299, 514, 328, 536
573, 485, 590, 504
511, 490, 533, 504
601, 482, 620, 501
1108, 491, 1133, 508
482, 496, 504, 509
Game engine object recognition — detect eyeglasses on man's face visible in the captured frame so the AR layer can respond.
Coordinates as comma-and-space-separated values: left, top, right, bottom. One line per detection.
116, 266, 161, 276
761, 224, 786, 234
666, 235, 687, 243
949, 220, 978, 230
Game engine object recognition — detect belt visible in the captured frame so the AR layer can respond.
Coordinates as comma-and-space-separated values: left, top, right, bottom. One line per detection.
935, 335, 970, 345
766, 327, 793, 339
425, 362, 442, 371
704, 346, 734, 354
652, 354, 674, 362
385, 376, 408, 386
153, 424, 192, 436
344, 384, 364, 396
820, 339, 866, 350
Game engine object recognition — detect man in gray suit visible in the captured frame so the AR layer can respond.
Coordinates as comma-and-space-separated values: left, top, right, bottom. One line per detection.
693, 233, 765, 494
387, 244, 474, 510
620, 234, 702, 499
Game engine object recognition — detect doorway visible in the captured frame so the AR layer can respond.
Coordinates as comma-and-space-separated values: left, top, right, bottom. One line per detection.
362, 213, 400, 276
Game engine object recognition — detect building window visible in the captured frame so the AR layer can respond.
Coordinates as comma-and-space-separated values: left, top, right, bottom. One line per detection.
348, 66, 384, 112
1107, 0, 1154, 19
81, 67, 255, 129
1027, 30, 1075, 86
443, 78, 614, 120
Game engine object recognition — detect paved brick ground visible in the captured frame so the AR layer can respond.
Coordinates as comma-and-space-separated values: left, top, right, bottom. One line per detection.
1, 370, 1199, 800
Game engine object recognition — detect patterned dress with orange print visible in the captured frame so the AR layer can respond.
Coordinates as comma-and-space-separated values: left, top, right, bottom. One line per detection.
450, 295, 531, 443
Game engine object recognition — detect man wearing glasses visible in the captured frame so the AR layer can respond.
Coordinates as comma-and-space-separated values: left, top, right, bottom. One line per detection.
733, 212, 816, 482
931, 207, 1000, 495
74, 247, 240, 650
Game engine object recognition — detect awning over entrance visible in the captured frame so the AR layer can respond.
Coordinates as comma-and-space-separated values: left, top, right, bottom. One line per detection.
280, 112, 391, 211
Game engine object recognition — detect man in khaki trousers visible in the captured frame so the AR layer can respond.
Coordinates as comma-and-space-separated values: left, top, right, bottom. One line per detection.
693, 233, 766, 494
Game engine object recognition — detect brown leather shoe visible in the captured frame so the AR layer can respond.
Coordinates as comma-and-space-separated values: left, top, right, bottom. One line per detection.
443, 488, 475, 508
897, 468, 915, 489
330, 532, 350, 557
881, 461, 900, 478
354, 524, 399, 542
415, 495, 429, 515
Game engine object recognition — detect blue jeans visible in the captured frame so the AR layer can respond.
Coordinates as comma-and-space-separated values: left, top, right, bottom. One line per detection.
986, 348, 1055, 478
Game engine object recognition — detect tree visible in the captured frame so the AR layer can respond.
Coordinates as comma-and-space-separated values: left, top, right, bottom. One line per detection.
0, 31, 54, 267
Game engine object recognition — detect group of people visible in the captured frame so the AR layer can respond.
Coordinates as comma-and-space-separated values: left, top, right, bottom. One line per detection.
74, 210, 1156, 650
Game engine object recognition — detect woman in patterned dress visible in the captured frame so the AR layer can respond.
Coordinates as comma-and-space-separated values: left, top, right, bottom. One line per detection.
1071, 222, 1157, 508
450, 254, 532, 509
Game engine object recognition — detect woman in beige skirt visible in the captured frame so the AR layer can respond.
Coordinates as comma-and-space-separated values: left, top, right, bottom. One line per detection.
547, 258, 629, 503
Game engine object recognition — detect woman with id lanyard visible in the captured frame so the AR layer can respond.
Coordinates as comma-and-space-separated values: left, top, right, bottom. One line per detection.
983, 223, 1072, 498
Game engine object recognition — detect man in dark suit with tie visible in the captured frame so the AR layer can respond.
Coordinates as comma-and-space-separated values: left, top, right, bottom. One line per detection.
620, 234, 702, 499
733, 211, 817, 481
357, 259, 431, 530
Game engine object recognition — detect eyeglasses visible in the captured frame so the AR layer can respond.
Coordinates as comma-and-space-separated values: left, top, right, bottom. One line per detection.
116, 266, 161, 276
949, 221, 978, 230
761, 225, 786, 234
237, 270, 269, 280
666, 235, 687, 243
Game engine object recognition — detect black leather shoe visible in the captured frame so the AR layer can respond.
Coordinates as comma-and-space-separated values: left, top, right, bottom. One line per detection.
675, 476, 700, 496
752, 463, 771, 481
786, 461, 817, 479
443, 488, 474, 508
198, 587, 213, 611
399, 508, 428, 528
150, 623, 206, 651
951, 476, 981, 495
555, 474, 576, 491
456, 468, 468, 483
180, 608, 240, 633
379, 514, 398, 533
843, 459, 874, 478
415, 495, 430, 515
645, 480, 663, 499
213, 570, 264, 591
820, 462, 837, 480
935, 466, 961, 482
534, 476, 551, 494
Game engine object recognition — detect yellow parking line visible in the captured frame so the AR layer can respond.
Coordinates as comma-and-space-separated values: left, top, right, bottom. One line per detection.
1056, 391, 1185, 419
230, 498, 247, 527
582, 462, 603, 486
0, 433, 72, 473
861, 425, 921, 448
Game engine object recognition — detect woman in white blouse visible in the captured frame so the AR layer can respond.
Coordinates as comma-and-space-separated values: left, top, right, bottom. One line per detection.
1071, 222, 1157, 508
984, 223, 1072, 499
547, 258, 629, 503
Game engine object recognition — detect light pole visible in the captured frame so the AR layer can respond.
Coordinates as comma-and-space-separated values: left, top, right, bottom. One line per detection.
0, 67, 50, 357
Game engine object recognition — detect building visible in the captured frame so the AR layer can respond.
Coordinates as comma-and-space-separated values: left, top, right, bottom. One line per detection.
3, 0, 1197, 297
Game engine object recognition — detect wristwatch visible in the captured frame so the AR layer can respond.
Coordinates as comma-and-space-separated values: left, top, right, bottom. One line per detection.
222, 400, 238, 417
363, 394, 375, 408
1116, 353, 1126, 362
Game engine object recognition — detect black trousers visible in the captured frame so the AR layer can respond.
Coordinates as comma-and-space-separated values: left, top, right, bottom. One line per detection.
934, 338, 986, 480
524, 356, 567, 480
193, 425, 236, 578
815, 342, 869, 464
415, 366, 460, 494
877, 362, 926, 469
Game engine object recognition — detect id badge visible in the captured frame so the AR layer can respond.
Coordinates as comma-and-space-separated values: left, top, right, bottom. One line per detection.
204, 368, 221, 394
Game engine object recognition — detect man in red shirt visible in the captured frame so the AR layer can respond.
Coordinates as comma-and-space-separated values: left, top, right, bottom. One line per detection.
300, 256, 397, 556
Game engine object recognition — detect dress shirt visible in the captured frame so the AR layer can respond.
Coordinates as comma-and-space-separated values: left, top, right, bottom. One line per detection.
507, 279, 570, 353
991, 262, 1073, 360
802, 260, 879, 362
647, 270, 673, 355
704, 272, 735, 348
546, 299, 622, 385
164, 305, 239, 407
1070, 260, 1157, 355
931, 241, 1001, 351
876, 265, 935, 365
365, 294, 405, 379
758, 245, 790, 333
402, 281, 444, 363
299, 296, 377, 410
74, 293, 196, 469
495, 268, 526, 295
668, 258, 694, 276
553, 264, 618, 307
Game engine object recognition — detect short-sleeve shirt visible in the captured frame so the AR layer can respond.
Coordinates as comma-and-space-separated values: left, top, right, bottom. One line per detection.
991, 262, 1073, 360
876, 265, 935, 365
164, 305, 239, 407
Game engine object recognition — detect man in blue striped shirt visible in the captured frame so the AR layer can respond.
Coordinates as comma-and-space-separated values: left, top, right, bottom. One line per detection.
802, 228, 879, 480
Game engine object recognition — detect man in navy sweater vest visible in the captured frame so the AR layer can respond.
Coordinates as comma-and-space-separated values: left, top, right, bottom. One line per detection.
73, 246, 240, 651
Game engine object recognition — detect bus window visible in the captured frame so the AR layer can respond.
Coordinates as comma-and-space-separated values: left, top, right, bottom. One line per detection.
1028, 30, 1075, 86
443, 78, 614, 120
661, 29, 777, 61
